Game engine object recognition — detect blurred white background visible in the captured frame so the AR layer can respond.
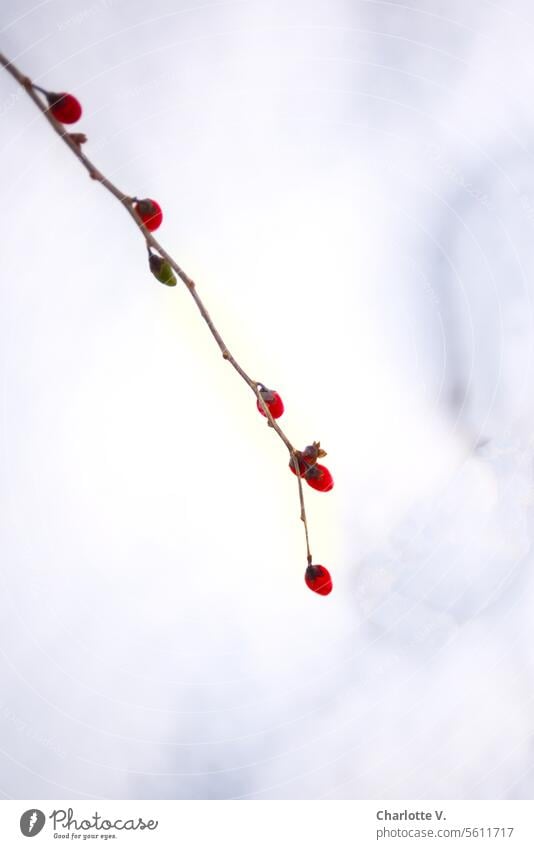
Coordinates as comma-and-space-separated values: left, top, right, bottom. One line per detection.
2, 0, 534, 799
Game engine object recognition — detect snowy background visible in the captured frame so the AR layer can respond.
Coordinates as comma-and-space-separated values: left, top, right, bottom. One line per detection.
2, 0, 534, 799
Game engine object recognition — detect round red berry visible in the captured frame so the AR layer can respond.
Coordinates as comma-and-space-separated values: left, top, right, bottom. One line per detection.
133, 198, 163, 232
305, 564, 333, 596
305, 463, 334, 492
256, 388, 284, 419
47, 92, 82, 124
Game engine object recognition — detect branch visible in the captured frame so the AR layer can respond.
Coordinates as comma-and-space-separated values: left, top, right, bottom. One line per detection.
0, 51, 316, 567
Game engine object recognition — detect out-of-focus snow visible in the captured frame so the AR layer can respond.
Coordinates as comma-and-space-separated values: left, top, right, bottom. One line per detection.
1, 0, 534, 799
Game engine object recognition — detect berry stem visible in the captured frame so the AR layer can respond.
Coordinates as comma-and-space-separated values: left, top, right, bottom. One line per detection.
0, 50, 316, 568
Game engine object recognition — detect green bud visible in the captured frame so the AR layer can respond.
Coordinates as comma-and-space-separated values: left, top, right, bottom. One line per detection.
149, 253, 177, 287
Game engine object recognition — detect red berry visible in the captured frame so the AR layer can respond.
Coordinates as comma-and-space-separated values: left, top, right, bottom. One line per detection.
47, 92, 82, 124
305, 564, 333, 596
305, 463, 334, 492
133, 198, 163, 232
256, 387, 284, 419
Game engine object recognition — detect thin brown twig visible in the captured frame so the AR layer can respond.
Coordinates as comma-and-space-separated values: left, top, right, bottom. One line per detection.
0, 51, 315, 566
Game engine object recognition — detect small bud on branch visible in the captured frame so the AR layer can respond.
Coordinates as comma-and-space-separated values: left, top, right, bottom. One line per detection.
148, 250, 177, 286
68, 132, 87, 147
